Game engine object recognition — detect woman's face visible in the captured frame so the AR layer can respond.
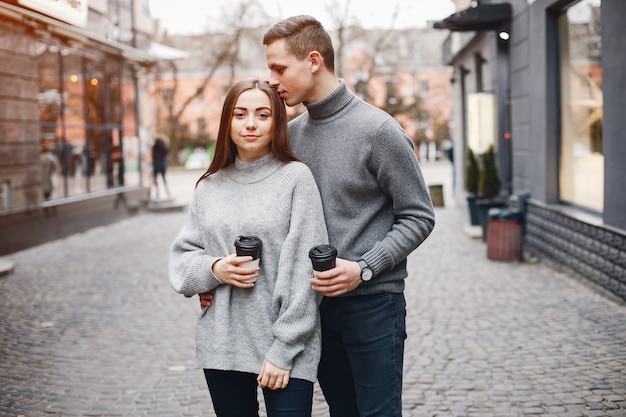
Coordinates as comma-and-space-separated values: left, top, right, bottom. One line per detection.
230, 89, 274, 162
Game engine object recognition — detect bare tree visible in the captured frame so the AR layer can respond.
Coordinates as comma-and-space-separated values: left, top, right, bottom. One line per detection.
326, 0, 354, 78
354, 7, 400, 104
325, 0, 400, 103
154, 0, 269, 154
321, 1, 450, 150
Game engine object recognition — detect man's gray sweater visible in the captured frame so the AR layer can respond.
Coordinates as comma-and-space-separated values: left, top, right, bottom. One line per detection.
169, 154, 328, 382
289, 80, 435, 295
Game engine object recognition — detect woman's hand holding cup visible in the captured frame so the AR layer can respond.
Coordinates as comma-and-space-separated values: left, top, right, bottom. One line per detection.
212, 254, 259, 287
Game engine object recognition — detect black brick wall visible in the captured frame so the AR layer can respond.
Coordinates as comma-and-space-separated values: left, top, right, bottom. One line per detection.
525, 200, 626, 303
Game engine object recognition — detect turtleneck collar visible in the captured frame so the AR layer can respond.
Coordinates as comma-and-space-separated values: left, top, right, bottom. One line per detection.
304, 79, 355, 121
227, 152, 284, 184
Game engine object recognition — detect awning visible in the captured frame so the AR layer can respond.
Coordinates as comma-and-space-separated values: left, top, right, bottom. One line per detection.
0, 1, 154, 63
433, 3, 512, 32
148, 42, 190, 61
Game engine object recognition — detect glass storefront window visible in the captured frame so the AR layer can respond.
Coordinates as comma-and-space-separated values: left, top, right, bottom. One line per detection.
36, 40, 139, 200
62, 125, 90, 195
37, 43, 62, 200
37, 45, 61, 146
85, 57, 108, 192
559, 0, 603, 212
107, 60, 122, 125
122, 63, 145, 188
62, 51, 86, 198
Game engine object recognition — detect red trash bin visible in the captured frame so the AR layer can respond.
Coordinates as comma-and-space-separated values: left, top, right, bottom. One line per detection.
487, 209, 522, 261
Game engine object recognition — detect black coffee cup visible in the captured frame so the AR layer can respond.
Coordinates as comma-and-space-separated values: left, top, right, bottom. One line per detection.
309, 244, 338, 271
234, 235, 262, 260
234, 236, 262, 283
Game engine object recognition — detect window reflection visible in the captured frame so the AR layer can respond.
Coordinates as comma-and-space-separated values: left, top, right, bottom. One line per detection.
36, 41, 138, 200
122, 63, 147, 188
559, 0, 603, 211
37, 45, 61, 144
85, 57, 108, 192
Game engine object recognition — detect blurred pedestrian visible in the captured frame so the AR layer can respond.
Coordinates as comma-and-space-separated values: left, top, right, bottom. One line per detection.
442, 139, 455, 189
151, 135, 170, 199
169, 79, 328, 417
40, 145, 58, 201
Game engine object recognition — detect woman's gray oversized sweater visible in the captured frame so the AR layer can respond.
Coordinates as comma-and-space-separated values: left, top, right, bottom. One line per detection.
169, 154, 328, 382
289, 80, 435, 295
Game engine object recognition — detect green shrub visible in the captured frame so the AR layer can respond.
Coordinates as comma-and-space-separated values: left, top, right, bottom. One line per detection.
479, 145, 501, 200
465, 148, 480, 195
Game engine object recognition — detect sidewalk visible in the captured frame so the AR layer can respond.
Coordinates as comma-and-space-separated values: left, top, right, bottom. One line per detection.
1, 164, 625, 417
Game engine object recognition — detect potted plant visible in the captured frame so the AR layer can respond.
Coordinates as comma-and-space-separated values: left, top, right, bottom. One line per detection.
465, 148, 481, 225
479, 145, 502, 201
476, 145, 506, 240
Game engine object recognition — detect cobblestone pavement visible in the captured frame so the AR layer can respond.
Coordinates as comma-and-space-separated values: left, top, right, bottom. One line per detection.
1, 164, 625, 417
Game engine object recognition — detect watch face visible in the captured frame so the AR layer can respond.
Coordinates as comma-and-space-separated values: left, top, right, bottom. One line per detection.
361, 268, 373, 281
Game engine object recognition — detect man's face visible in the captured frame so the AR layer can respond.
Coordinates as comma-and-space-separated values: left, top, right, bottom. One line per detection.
266, 39, 313, 107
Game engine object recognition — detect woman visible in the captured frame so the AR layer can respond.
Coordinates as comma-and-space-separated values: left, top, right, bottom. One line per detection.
169, 79, 327, 417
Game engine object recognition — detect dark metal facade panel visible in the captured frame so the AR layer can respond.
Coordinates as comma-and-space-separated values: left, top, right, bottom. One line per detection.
525, 200, 626, 303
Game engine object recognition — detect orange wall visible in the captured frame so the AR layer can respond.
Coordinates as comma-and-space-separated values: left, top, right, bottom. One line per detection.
155, 64, 452, 143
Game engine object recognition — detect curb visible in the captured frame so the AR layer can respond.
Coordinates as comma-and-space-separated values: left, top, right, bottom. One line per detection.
145, 198, 187, 213
0, 258, 15, 277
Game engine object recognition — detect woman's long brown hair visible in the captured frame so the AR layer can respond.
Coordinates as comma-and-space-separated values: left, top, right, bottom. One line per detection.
196, 79, 297, 187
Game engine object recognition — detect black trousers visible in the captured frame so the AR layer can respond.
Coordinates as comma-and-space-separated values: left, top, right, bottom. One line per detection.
203, 369, 313, 417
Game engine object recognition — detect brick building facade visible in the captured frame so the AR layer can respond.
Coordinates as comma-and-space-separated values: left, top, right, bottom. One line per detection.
0, 0, 155, 254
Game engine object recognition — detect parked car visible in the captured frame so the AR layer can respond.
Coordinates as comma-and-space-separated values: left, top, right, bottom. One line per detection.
184, 152, 211, 170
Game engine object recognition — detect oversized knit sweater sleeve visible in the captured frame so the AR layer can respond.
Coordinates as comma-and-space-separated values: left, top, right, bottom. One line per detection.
168, 181, 225, 297
264, 163, 327, 370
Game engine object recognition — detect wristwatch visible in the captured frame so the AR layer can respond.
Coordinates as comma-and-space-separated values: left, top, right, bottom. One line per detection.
357, 259, 373, 282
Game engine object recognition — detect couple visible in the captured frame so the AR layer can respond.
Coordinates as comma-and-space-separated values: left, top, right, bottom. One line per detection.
169, 15, 435, 417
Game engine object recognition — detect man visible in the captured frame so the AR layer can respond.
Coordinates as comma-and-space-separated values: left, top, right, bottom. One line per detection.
202, 15, 435, 417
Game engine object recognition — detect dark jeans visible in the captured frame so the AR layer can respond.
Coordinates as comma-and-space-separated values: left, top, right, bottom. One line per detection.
318, 292, 407, 417
203, 369, 313, 417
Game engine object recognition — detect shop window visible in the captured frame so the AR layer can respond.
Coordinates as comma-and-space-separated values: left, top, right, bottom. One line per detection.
558, 0, 603, 212
121, 64, 137, 132
121, 63, 142, 188
36, 43, 136, 199
61, 51, 86, 198
62, 52, 85, 132
62, 126, 90, 195
37, 45, 62, 146
106, 60, 122, 125
37, 44, 63, 199
85, 57, 108, 192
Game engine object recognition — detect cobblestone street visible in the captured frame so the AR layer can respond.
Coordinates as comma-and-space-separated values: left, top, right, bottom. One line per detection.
1, 164, 625, 417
